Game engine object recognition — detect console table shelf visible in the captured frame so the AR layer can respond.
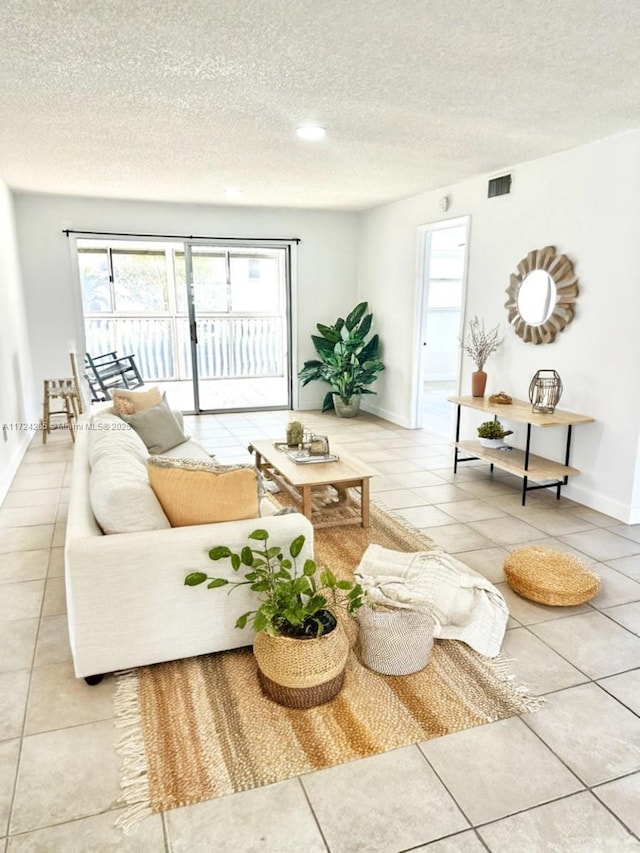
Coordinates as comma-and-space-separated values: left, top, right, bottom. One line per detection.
448, 396, 594, 505
455, 441, 579, 480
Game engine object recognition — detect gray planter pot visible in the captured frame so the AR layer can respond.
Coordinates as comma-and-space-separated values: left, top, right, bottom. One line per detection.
333, 394, 361, 418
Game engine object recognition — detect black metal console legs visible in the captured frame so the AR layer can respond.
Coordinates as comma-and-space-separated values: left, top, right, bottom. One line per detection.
452, 404, 575, 506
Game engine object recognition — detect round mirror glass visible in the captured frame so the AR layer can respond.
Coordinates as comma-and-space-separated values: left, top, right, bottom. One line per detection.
517, 270, 556, 325
506, 246, 578, 344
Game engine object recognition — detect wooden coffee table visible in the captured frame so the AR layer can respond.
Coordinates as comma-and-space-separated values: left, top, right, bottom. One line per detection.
250, 439, 375, 528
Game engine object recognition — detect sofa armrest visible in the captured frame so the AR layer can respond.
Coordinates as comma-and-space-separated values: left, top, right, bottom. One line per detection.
65, 513, 313, 573
64, 513, 315, 677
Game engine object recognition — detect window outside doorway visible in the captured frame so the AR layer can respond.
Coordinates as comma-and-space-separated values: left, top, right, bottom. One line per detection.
415, 219, 469, 434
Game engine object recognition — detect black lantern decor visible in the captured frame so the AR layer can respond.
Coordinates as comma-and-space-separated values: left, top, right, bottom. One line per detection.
529, 370, 563, 414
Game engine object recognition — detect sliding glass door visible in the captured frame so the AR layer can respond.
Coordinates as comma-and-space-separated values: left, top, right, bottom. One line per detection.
183, 242, 291, 412
77, 237, 293, 413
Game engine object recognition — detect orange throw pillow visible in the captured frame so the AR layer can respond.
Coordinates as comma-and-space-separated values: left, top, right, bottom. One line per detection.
146, 457, 260, 526
112, 386, 162, 416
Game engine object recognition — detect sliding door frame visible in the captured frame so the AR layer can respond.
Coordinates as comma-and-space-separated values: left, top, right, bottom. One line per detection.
70, 232, 297, 415
183, 238, 294, 414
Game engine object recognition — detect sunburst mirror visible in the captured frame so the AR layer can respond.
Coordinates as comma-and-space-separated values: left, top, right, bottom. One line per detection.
505, 246, 579, 344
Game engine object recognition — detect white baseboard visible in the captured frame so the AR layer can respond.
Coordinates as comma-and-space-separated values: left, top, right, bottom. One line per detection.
360, 399, 414, 429
629, 507, 640, 525
295, 402, 324, 412
297, 397, 414, 430
563, 482, 635, 525
0, 431, 33, 506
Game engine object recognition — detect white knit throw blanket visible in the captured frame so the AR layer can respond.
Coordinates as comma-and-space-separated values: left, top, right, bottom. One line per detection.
355, 544, 509, 658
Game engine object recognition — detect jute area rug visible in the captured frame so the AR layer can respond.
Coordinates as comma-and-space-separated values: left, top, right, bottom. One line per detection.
115, 503, 541, 832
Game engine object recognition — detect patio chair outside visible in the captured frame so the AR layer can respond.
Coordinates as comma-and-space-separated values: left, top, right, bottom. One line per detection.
84, 351, 144, 402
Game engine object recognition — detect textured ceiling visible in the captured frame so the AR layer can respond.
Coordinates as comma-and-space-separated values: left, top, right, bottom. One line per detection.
2, 0, 640, 211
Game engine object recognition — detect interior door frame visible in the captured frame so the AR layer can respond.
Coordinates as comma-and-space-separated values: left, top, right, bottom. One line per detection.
410, 215, 471, 430
183, 238, 294, 414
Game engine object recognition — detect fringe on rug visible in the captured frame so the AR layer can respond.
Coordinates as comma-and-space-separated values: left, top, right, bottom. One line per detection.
481, 650, 546, 716
372, 498, 545, 717
370, 498, 441, 549
113, 668, 153, 835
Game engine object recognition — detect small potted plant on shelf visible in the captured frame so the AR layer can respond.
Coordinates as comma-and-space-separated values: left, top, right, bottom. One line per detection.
477, 420, 513, 448
185, 530, 363, 708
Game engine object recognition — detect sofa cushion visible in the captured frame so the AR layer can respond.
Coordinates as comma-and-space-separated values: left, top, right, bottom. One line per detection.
160, 439, 213, 461
88, 411, 149, 467
147, 456, 260, 527
112, 385, 162, 416
90, 453, 170, 534
121, 396, 188, 454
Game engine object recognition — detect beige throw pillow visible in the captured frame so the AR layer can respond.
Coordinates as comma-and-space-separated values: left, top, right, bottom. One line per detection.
147, 456, 260, 526
112, 386, 162, 416
121, 396, 188, 454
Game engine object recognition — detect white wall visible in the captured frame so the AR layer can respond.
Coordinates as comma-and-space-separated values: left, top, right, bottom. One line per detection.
12, 193, 360, 412
11, 132, 640, 521
0, 180, 36, 501
358, 130, 640, 523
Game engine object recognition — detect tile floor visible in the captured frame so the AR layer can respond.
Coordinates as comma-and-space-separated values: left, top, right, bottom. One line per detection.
1, 410, 639, 852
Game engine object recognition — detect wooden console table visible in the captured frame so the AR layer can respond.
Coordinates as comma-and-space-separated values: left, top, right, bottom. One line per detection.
448, 396, 594, 505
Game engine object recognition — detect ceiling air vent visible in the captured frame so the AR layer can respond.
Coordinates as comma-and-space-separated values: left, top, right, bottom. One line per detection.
488, 174, 512, 198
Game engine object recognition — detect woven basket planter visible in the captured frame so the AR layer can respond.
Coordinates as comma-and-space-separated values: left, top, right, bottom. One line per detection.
504, 546, 601, 606
253, 623, 349, 709
357, 606, 436, 675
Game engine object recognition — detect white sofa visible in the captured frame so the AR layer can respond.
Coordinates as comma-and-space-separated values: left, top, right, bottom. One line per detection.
64, 410, 314, 681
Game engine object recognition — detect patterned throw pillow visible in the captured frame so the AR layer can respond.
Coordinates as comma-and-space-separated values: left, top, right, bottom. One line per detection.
146, 456, 260, 527
112, 386, 162, 416
121, 396, 188, 454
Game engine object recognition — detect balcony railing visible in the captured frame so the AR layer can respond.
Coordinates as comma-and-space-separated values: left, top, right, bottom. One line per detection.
86, 315, 286, 381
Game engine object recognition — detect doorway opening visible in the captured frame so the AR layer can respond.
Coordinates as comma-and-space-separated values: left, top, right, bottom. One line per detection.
415, 217, 469, 434
76, 237, 293, 413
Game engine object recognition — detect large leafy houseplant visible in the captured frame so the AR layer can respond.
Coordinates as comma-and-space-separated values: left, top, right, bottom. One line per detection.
185, 529, 363, 638
298, 301, 385, 412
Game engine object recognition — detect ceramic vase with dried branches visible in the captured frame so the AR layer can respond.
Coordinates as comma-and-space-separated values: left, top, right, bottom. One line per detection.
461, 317, 503, 397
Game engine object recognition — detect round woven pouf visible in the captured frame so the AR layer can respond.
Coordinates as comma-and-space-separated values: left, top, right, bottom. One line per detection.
504, 546, 601, 606
253, 623, 349, 709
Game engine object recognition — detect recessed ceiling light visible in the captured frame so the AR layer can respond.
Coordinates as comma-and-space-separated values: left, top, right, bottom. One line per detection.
296, 124, 326, 141
224, 187, 243, 199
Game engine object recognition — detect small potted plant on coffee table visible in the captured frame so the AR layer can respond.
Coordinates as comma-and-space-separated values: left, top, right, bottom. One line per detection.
477, 419, 513, 448
185, 530, 363, 708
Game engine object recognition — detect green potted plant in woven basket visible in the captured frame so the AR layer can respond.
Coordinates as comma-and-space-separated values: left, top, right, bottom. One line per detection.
185, 530, 363, 708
